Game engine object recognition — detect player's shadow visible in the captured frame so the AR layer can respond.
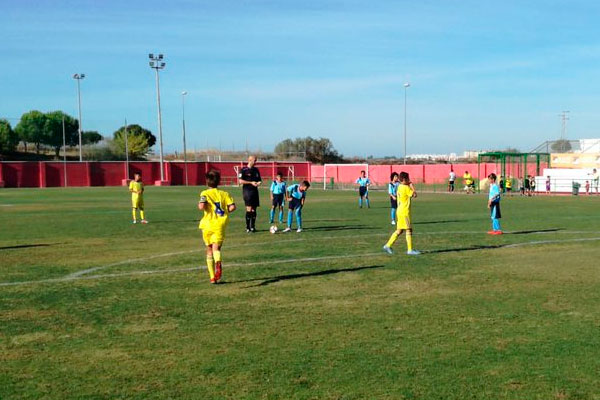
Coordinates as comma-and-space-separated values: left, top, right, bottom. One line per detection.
0, 243, 57, 251
507, 228, 563, 235
414, 219, 468, 225
232, 265, 384, 288
424, 244, 503, 254
306, 225, 375, 231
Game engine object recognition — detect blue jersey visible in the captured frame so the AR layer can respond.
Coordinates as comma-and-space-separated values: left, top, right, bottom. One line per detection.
287, 184, 305, 200
388, 182, 399, 197
270, 180, 286, 195
489, 183, 501, 202
356, 177, 370, 187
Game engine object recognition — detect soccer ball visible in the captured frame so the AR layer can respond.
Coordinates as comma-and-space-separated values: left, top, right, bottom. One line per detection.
269, 225, 278, 234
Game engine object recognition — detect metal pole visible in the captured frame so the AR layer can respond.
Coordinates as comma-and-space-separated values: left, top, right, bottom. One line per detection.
62, 117, 68, 187
155, 68, 165, 181
124, 119, 130, 180
182, 92, 188, 186
403, 83, 410, 165
76, 78, 83, 162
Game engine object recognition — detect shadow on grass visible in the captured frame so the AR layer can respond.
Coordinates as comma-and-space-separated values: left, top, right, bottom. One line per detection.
0, 243, 58, 251
305, 225, 375, 232
507, 228, 563, 235
226, 265, 384, 288
423, 244, 503, 254
414, 219, 469, 225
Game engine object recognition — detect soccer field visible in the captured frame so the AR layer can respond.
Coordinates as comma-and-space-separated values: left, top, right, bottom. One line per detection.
1, 187, 600, 399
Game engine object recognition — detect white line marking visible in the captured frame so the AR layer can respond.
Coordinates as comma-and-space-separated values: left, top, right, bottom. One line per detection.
2, 237, 600, 288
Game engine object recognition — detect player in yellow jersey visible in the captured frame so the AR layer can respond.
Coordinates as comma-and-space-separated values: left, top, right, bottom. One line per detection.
198, 170, 236, 284
383, 172, 420, 255
129, 172, 147, 224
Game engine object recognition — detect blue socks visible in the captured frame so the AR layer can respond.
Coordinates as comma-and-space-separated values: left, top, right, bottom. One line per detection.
278, 210, 283, 223
492, 218, 501, 231
287, 208, 302, 228
391, 208, 396, 222
270, 209, 275, 223
359, 198, 362, 207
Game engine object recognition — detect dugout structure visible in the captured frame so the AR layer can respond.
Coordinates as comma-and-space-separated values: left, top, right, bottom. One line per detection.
477, 152, 551, 191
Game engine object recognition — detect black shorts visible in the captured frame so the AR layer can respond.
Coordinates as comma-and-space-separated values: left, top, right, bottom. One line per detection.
272, 193, 284, 207
359, 186, 368, 197
390, 197, 397, 209
243, 187, 260, 208
490, 201, 501, 219
506, 187, 512, 192
289, 197, 302, 210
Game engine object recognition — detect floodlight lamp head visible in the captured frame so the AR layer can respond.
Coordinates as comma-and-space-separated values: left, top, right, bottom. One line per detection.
149, 53, 154, 59
160, 62, 165, 67
149, 61, 154, 67
404, 83, 410, 88
73, 73, 78, 79
158, 54, 163, 59
81, 74, 85, 79
182, 91, 188, 95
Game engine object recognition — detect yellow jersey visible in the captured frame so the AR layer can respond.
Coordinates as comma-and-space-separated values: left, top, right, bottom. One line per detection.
396, 184, 414, 217
129, 181, 144, 199
463, 173, 473, 185
505, 179, 512, 189
199, 188, 235, 231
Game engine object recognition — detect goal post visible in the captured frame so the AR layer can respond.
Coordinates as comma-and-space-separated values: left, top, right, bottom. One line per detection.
322, 163, 369, 190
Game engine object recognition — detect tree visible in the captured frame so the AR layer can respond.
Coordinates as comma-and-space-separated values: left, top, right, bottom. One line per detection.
43, 111, 79, 158
15, 110, 47, 153
0, 119, 19, 154
82, 131, 103, 145
551, 139, 572, 153
274, 136, 343, 163
113, 124, 156, 159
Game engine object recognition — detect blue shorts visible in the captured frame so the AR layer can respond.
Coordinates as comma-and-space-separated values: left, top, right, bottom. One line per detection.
272, 193, 284, 207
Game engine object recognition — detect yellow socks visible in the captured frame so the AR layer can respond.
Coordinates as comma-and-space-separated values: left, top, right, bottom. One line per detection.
206, 256, 215, 280
140, 210, 145, 220
132, 208, 137, 220
213, 250, 222, 263
406, 232, 413, 252
386, 231, 400, 247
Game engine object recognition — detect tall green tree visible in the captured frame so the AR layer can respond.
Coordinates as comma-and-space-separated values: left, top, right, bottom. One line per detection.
113, 124, 156, 159
43, 111, 79, 158
0, 119, 19, 154
15, 110, 47, 153
274, 136, 343, 163
82, 131, 103, 145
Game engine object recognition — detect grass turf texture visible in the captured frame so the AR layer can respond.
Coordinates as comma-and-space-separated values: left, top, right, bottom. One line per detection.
1, 187, 600, 399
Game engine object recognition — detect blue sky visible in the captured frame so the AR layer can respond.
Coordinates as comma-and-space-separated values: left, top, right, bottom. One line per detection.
2, 0, 600, 157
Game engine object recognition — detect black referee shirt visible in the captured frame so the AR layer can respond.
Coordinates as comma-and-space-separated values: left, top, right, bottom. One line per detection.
240, 166, 262, 191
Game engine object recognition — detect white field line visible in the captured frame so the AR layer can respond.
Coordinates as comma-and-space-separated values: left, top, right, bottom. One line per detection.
2, 237, 600, 288
31, 229, 600, 279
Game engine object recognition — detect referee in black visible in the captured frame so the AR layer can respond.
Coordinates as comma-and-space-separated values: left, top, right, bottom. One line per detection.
238, 155, 262, 232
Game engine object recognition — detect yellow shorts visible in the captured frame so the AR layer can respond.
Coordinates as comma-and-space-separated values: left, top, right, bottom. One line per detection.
202, 229, 224, 246
396, 215, 412, 230
132, 197, 144, 209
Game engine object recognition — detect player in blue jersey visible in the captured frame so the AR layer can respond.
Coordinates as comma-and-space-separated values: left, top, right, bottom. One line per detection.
283, 180, 311, 233
356, 170, 371, 208
487, 173, 503, 235
388, 172, 400, 225
269, 173, 287, 225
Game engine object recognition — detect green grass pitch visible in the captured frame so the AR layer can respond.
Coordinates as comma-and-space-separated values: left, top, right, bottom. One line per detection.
1, 186, 600, 399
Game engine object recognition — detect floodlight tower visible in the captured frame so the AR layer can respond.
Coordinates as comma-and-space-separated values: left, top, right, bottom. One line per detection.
403, 82, 410, 165
73, 73, 85, 161
181, 91, 189, 186
559, 110, 570, 152
148, 53, 166, 182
